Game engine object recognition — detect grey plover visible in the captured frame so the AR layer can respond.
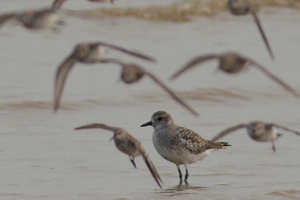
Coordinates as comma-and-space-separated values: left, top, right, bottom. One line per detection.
52, 0, 115, 11
53, 42, 155, 111
98, 59, 199, 117
0, 9, 64, 31
211, 121, 300, 152
228, 0, 274, 60
170, 52, 300, 99
74, 123, 163, 188
140, 111, 230, 183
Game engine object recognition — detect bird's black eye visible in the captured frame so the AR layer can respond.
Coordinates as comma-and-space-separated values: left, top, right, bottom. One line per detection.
158, 117, 162, 121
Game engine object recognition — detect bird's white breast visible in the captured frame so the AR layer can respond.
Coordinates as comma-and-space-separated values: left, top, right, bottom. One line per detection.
87, 47, 103, 61
152, 129, 212, 165
35, 13, 60, 28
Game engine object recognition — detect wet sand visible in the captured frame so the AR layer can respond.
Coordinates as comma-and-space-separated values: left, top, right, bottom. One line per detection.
0, 0, 300, 199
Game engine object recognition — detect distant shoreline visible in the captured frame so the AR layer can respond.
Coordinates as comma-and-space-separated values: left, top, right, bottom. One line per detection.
83, 0, 300, 23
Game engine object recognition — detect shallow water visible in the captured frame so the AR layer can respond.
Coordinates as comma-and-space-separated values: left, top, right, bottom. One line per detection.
0, 1, 300, 200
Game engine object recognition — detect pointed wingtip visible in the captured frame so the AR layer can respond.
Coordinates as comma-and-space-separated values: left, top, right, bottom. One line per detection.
184, 108, 200, 118
53, 102, 60, 112
286, 90, 300, 102
185, 107, 199, 118
169, 74, 178, 81
74, 126, 85, 130
270, 54, 275, 62
149, 58, 156, 63
191, 110, 200, 118
53, 106, 58, 113
272, 57, 275, 61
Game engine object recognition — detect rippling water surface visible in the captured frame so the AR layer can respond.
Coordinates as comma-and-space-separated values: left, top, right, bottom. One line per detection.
0, 0, 300, 199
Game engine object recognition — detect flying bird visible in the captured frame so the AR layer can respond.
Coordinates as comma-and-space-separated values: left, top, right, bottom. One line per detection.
0, 9, 64, 31
99, 59, 199, 117
54, 42, 156, 111
227, 0, 274, 60
210, 121, 300, 152
74, 123, 163, 188
170, 52, 300, 100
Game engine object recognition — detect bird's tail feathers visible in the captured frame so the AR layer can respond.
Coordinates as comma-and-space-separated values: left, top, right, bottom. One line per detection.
219, 142, 231, 147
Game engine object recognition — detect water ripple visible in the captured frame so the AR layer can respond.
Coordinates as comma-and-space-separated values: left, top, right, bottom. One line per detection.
267, 190, 300, 199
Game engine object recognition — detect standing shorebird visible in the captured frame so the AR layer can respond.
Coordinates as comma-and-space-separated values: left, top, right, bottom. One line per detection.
211, 121, 300, 152
52, 0, 115, 11
97, 59, 199, 117
170, 52, 300, 100
53, 42, 156, 111
227, 0, 274, 60
74, 123, 163, 188
140, 111, 230, 183
0, 9, 64, 31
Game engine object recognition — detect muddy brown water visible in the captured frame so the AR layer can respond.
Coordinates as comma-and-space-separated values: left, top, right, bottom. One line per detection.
0, 0, 300, 199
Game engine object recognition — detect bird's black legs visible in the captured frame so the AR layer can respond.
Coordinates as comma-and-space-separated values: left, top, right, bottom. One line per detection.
184, 164, 189, 183
129, 156, 137, 168
177, 165, 189, 183
184, 169, 189, 183
272, 141, 276, 152
177, 165, 182, 183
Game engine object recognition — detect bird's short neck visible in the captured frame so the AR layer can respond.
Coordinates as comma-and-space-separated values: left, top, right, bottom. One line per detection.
154, 123, 177, 134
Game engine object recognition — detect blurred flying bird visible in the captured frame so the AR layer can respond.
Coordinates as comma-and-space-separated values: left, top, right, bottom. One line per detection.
170, 52, 300, 100
75, 123, 163, 188
53, 42, 156, 111
211, 121, 300, 152
227, 0, 275, 60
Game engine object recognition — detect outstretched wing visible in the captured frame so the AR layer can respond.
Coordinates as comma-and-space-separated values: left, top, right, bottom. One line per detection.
271, 124, 300, 136
0, 13, 17, 28
54, 54, 78, 111
51, 0, 67, 11
95, 42, 156, 62
137, 143, 163, 188
211, 124, 247, 142
145, 71, 199, 117
98, 58, 125, 65
248, 59, 300, 100
249, 9, 275, 60
74, 123, 115, 131
170, 54, 219, 80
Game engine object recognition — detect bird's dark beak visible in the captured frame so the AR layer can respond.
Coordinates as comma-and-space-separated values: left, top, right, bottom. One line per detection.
109, 134, 116, 141
140, 121, 153, 127
277, 133, 283, 137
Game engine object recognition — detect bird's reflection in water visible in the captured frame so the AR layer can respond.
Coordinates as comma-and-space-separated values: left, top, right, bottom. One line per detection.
157, 182, 209, 197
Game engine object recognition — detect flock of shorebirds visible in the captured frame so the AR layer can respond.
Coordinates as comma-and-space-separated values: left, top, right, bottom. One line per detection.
1, 0, 300, 189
